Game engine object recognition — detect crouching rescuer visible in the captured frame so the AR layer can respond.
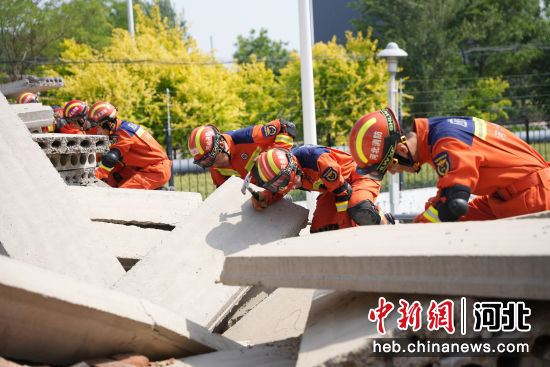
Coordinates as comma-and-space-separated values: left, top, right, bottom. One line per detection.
349, 107, 550, 222
250, 146, 394, 233
87, 101, 172, 190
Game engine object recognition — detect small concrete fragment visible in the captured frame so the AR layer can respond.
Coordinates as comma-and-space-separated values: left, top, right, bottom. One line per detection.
0, 256, 239, 365
223, 288, 314, 345
32, 133, 110, 154
59, 167, 100, 186
9, 102, 55, 132
220, 218, 550, 300
69, 186, 202, 227
114, 176, 309, 330
0, 92, 124, 286
0, 75, 65, 98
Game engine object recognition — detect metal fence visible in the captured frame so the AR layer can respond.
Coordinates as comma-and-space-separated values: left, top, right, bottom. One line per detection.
170, 121, 550, 199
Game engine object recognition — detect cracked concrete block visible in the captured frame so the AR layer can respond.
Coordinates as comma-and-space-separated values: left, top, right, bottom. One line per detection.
0, 256, 239, 365
47, 152, 97, 170
223, 288, 314, 345
69, 186, 202, 228
32, 133, 109, 154
220, 218, 550, 300
9, 103, 54, 132
177, 338, 299, 367
59, 167, 100, 186
0, 92, 124, 286
91, 221, 170, 264
114, 176, 309, 330
0, 75, 65, 98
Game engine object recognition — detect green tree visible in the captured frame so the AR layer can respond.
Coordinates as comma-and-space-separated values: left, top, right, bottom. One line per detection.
352, 0, 549, 125
275, 31, 388, 145
233, 28, 291, 75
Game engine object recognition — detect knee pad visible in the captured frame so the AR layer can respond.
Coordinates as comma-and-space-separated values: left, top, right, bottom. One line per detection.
347, 200, 381, 225
438, 184, 471, 222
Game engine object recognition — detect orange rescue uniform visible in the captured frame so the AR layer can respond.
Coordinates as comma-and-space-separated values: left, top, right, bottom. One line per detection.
413, 116, 550, 222
210, 119, 294, 187
95, 119, 172, 189
279, 146, 382, 232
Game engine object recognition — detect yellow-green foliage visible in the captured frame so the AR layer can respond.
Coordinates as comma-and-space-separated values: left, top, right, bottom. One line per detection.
44, 4, 245, 144
465, 77, 512, 122
275, 30, 388, 145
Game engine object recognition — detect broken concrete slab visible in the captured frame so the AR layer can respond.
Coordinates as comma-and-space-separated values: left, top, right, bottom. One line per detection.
48, 152, 97, 170
0, 255, 240, 366
0, 92, 124, 286
9, 102, 55, 132
175, 338, 299, 367
223, 288, 314, 345
220, 218, 550, 300
0, 75, 65, 99
68, 186, 202, 228
114, 176, 309, 330
59, 167, 100, 186
92, 221, 170, 270
32, 133, 110, 154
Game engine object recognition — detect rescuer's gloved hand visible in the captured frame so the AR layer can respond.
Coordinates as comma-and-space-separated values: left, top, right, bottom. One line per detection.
251, 189, 273, 211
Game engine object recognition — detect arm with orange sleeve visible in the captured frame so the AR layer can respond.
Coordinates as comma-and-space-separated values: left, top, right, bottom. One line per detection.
252, 119, 295, 151
209, 168, 229, 188
95, 131, 133, 181
316, 154, 352, 227
414, 138, 479, 223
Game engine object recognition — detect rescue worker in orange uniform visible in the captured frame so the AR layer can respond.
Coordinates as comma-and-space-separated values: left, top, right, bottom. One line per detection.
188, 119, 296, 187
15, 93, 82, 134
87, 101, 172, 190
250, 146, 394, 233
349, 107, 550, 222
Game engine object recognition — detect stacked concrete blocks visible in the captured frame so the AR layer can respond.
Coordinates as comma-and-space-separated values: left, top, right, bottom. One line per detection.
32, 133, 110, 185
9, 102, 55, 133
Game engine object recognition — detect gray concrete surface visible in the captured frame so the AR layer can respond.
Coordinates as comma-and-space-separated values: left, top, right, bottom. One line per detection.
32, 133, 109, 154
177, 338, 299, 367
0, 75, 65, 98
9, 102, 55, 132
0, 255, 240, 365
59, 167, 100, 186
221, 218, 550, 300
114, 176, 309, 330
0, 92, 124, 286
223, 288, 314, 345
69, 186, 202, 227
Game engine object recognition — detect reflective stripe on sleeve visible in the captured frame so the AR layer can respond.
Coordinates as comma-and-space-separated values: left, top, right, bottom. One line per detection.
336, 201, 348, 212
245, 146, 261, 172
214, 168, 240, 177
275, 135, 293, 145
98, 163, 114, 172
423, 205, 441, 223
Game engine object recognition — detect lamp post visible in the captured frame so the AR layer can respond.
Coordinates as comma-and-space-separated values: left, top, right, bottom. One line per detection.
377, 42, 407, 214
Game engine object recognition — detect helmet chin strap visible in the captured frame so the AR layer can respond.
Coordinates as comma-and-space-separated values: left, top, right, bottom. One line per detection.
395, 138, 421, 173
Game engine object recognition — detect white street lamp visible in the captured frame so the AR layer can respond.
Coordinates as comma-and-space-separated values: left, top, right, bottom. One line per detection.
377, 42, 407, 215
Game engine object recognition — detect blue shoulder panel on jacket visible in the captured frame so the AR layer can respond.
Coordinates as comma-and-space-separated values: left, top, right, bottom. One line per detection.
427, 117, 475, 151
291, 145, 330, 171
225, 126, 255, 144
118, 120, 140, 137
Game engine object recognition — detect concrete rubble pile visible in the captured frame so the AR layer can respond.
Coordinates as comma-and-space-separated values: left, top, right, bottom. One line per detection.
1, 88, 550, 367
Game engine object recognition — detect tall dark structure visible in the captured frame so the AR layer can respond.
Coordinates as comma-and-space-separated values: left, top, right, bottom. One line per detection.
311, 0, 360, 44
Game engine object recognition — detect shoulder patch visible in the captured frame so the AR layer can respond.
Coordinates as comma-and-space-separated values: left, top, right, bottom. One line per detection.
262, 124, 278, 137
110, 134, 119, 145
321, 166, 338, 182
433, 151, 451, 177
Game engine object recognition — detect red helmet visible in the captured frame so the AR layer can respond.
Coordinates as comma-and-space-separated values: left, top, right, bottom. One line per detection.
63, 100, 88, 130
252, 148, 298, 193
87, 101, 118, 130
349, 107, 408, 180
188, 125, 224, 168
17, 92, 39, 104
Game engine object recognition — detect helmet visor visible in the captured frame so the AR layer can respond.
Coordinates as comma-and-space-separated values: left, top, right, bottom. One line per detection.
193, 150, 217, 168
252, 150, 296, 193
